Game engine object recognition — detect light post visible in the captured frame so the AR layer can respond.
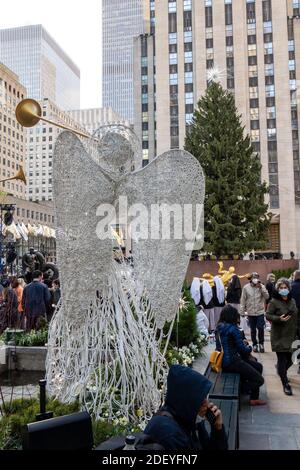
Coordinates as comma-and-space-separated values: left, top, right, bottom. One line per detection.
0, 204, 16, 277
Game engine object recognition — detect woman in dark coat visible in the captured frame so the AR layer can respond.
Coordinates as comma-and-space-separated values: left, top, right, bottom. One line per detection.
266, 278, 298, 396
226, 274, 242, 311
216, 305, 266, 406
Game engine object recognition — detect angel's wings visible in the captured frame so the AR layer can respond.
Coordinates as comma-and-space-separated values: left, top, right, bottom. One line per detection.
117, 149, 205, 328
53, 132, 204, 327
53, 131, 115, 317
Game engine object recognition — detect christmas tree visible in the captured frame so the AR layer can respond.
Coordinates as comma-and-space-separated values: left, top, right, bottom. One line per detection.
185, 81, 270, 257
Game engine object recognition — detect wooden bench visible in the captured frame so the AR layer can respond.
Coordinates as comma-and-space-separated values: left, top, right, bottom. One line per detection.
204, 398, 239, 450
204, 365, 240, 402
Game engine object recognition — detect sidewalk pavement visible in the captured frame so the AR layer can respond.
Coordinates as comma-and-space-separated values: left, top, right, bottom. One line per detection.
193, 333, 300, 450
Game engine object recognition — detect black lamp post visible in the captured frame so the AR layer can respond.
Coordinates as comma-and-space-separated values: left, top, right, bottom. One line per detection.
0, 204, 16, 276
36, 380, 53, 422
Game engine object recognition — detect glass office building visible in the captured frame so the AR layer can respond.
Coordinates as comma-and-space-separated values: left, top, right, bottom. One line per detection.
0, 25, 80, 110
102, 0, 146, 121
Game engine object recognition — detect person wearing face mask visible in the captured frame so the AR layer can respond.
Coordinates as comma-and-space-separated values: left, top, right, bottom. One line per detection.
240, 273, 269, 353
266, 279, 298, 396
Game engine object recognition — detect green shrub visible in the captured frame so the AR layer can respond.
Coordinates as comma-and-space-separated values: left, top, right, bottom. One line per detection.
0, 397, 134, 450
0, 398, 80, 450
272, 268, 295, 281
164, 284, 198, 348
92, 420, 116, 447
1, 328, 48, 347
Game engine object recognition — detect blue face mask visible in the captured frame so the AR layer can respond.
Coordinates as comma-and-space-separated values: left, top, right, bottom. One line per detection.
279, 289, 289, 297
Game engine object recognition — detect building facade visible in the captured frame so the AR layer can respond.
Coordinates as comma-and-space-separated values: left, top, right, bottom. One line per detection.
134, 0, 300, 258
68, 107, 130, 135
0, 25, 80, 111
0, 62, 26, 199
3, 194, 56, 263
27, 98, 86, 202
102, 0, 149, 121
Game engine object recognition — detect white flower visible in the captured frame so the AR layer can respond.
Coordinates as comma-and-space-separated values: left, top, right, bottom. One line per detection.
138, 421, 147, 431
119, 417, 129, 426
178, 297, 188, 311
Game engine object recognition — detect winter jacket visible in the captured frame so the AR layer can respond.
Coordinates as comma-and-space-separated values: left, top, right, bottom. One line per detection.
52, 287, 61, 305
216, 322, 252, 368
266, 292, 298, 353
212, 285, 225, 308
23, 280, 51, 318
144, 365, 228, 451
226, 275, 242, 304
240, 283, 269, 317
266, 282, 276, 306
291, 279, 300, 324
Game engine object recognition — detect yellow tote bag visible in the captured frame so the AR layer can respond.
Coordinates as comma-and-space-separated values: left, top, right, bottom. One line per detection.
209, 333, 224, 373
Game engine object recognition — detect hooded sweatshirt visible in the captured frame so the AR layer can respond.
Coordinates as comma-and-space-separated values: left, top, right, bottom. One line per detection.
144, 365, 228, 451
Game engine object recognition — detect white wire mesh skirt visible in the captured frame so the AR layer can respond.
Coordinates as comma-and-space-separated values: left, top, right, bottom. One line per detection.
46, 264, 170, 422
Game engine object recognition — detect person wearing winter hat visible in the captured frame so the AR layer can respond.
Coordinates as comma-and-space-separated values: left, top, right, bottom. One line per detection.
266, 278, 298, 396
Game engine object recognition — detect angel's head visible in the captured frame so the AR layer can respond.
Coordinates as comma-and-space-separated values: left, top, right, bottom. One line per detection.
98, 131, 134, 180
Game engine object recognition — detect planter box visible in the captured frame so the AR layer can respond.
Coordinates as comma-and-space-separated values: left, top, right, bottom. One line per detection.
4, 346, 47, 372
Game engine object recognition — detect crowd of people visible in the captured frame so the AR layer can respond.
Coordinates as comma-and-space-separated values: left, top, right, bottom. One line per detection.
0, 270, 61, 334
191, 270, 300, 398
139, 269, 299, 451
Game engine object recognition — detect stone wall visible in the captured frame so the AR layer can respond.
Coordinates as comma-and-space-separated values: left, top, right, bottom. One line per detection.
1, 346, 47, 372
186, 259, 300, 286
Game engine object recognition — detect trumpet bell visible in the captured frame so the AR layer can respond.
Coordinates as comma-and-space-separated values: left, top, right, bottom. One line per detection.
0, 166, 27, 185
15, 166, 27, 185
15, 98, 42, 128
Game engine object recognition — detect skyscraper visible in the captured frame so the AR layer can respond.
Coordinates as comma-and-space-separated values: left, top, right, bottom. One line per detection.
134, 0, 300, 258
0, 62, 26, 199
0, 24, 80, 110
68, 107, 130, 135
27, 98, 86, 202
102, 0, 148, 121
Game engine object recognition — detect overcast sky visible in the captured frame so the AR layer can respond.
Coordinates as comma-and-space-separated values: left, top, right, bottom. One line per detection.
0, 0, 102, 109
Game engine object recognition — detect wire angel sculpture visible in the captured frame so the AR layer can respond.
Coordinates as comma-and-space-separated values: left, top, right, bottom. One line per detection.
46, 126, 205, 421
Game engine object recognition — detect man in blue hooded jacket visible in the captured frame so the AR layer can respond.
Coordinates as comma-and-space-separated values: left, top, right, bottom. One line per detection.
144, 365, 228, 450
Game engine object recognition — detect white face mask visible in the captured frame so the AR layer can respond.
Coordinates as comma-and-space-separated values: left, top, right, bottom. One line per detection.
252, 278, 259, 285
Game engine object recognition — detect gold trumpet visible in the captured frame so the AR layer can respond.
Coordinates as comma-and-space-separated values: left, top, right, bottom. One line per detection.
15, 98, 90, 139
0, 166, 27, 185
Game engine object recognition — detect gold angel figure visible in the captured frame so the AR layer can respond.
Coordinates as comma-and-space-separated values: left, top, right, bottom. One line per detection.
198, 262, 250, 287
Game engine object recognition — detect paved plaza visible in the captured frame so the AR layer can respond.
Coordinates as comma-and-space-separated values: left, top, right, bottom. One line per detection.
1, 332, 299, 450
194, 333, 300, 450
0, 370, 41, 406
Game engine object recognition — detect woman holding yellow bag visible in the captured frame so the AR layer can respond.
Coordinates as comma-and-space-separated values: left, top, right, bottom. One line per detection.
215, 305, 266, 406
